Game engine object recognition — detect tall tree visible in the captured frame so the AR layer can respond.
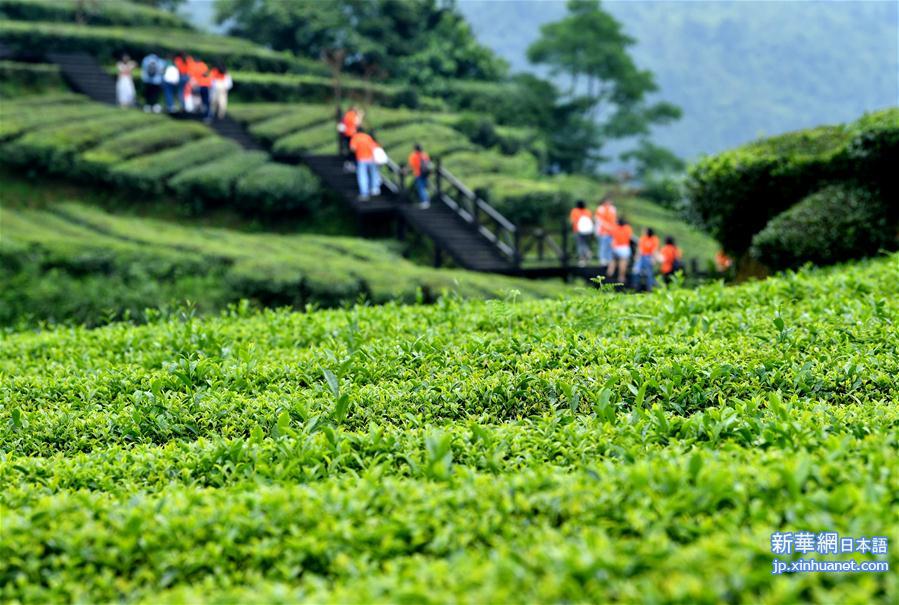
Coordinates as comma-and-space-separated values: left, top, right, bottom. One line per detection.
526, 0, 681, 167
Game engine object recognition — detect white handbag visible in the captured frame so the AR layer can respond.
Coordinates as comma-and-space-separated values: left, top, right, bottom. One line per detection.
373, 146, 388, 166
163, 64, 180, 85
576, 215, 594, 235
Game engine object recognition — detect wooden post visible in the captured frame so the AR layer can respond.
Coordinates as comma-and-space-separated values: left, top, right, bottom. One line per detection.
435, 158, 443, 204
536, 229, 544, 261
691, 258, 699, 275
513, 229, 522, 267
561, 221, 569, 267
434, 246, 443, 268
397, 215, 406, 242
334, 105, 342, 155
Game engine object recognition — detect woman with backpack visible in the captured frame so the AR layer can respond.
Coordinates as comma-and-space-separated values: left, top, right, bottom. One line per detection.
570, 200, 594, 267
407, 143, 431, 209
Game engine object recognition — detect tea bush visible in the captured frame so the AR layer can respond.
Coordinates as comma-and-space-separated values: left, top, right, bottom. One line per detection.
82, 120, 211, 167
687, 107, 899, 254
0, 60, 65, 97
167, 150, 269, 210
3, 111, 157, 175
1, 252, 896, 602
110, 137, 242, 193
751, 184, 895, 270
0, 20, 299, 72
0, 198, 568, 327
0, 0, 190, 29
0, 96, 326, 217
234, 163, 321, 215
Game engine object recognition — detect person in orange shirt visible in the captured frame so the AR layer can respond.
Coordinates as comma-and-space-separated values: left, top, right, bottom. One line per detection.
349, 128, 382, 201
635, 227, 660, 291
190, 59, 212, 121
407, 143, 431, 209
569, 200, 594, 267
610, 218, 634, 283
659, 236, 683, 282
715, 250, 733, 273
594, 197, 617, 271
339, 107, 363, 171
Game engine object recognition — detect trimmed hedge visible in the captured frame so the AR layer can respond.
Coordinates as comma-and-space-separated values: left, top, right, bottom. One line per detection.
248, 109, 333, 145
0, 20, 298, 72
2, 111, 154, 174
0, 97, 326, 219
467, 174, 574, 228
110, 137, 241, 194
442, 149, 540, 181
375, 122, 472, 158
0, 0, 191, 29
687, 107, 899, 254
271, 123, 341, 159
227, 71, 396, 104
229, 103, 303, 126
81, 120, 211, 170
235, 163, 321, 216
751, 184, 896, 270
2, 193, 564, 326
168, 150, 268, 210
0, 59, 65, 96
0, 100, 113, 140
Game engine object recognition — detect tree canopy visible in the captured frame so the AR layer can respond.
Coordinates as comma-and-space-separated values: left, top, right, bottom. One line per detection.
214, 0, 506, 85
526, 0, 681, 170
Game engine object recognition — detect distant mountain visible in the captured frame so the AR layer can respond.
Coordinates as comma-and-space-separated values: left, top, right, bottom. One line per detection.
457, 0, 898, 160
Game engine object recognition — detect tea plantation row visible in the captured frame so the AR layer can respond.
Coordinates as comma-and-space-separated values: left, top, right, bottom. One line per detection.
0, 94, 322, 216
2, 253, 897, 603
1, 185, 567, 327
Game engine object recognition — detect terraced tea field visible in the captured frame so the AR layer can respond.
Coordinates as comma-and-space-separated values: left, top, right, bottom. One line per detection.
2, 253, 897, 603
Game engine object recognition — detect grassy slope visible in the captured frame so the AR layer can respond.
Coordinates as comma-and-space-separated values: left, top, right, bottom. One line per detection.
0, 174, 570, 327
1, 252, 897, 602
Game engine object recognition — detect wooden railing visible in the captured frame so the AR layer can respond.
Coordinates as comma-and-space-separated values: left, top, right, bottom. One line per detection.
431, 159, 520, 265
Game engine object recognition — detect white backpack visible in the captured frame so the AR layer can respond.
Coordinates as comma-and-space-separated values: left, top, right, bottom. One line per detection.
576, 215, 594, 235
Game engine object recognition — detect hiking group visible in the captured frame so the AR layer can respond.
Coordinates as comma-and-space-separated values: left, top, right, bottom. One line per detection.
338, 106, 431, 206
570, 198, 684, 291
116, 52, 232, 122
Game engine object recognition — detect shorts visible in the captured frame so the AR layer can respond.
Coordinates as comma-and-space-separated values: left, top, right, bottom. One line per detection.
612, 245, 631, 260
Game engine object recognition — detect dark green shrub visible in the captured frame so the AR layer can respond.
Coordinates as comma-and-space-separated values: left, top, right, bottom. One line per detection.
168, 150, 268, 211
751, 184, 895, 270
687, 107, 899, 254
110, 138, 241, 194
235, 163, 321, 216
453, 115, 500, 150
640, 174, 684, 210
